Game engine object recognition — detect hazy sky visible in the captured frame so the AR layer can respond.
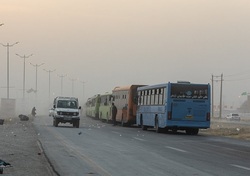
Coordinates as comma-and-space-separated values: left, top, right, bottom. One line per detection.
1, 0, 250, 110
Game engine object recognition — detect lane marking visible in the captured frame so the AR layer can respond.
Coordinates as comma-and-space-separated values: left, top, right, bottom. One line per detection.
165, 146, 188, 153
111, 131, 121, 135
202, 143, 250, 155
230, 164, 250, 171
133, 137, 146, 142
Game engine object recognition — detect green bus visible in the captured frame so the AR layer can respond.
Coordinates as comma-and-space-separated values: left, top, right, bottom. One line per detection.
85, 94, 100, 119
98, 92, 112, 122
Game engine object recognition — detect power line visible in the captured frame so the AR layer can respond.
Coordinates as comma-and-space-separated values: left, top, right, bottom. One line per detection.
223, 70, 250, 81
224, 77, 250, 82
224, 70, 250, 78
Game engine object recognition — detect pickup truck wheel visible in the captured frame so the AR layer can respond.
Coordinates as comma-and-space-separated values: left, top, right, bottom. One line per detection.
55, 119, 58, 127
76, 120, 80, 128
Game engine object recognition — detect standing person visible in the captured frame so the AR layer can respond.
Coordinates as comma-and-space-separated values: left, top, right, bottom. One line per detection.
31, 107, 36, 117
112, 103, 117, 126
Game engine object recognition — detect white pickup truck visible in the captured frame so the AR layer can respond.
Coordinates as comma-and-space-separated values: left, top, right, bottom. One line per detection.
52, 96, 81, 128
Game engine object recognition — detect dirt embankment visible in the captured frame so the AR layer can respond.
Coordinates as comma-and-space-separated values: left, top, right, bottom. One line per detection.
200, 119, 250, 141
0, 117, 55, 176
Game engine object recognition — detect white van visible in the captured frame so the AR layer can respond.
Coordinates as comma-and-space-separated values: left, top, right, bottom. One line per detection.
52, 97, 81, 128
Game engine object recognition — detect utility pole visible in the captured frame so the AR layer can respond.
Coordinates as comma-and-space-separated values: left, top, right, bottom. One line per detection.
80, 81, 85, 104
219, 73, 223, 119
0, 42, 19, 99
211, 75, 214, 118
69, 78, 76, 96
58, 74, 67, 96
44, 69, 56, 100
16, 54, 33, 99
30, 62, 44, 94
211, 74, 223, 118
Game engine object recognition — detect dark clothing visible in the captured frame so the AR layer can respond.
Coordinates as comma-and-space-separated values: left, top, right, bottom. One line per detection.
31, 107, 36, 116
112, 105, 117, 125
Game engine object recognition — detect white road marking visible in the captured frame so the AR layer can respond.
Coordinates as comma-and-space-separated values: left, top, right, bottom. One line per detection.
133, 137, 146, 141
230, 164, 250, 171
165, 146, 188, 153
111, 131, 122, 136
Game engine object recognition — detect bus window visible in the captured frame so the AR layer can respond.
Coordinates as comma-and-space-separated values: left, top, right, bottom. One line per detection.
143, 91, 147, 105
163, 88, 166, 104
155, 89, 159, 105
151, 89, 155, 105
159, 88, 163, 105
147, 90, 151, 105
171, 84, 208, 99
140, 91, 144, 105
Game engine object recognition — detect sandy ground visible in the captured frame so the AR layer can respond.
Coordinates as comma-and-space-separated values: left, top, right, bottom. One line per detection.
200, 119, 250, 140
0, 116, 249, 175
0, 116, 56, 176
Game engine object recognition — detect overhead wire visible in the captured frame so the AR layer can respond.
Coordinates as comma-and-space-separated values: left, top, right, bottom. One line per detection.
223, 69, 250, 82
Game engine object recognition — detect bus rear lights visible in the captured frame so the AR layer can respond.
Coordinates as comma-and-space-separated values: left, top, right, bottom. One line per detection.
168, 111, 172, 120
206, 112, 210, 121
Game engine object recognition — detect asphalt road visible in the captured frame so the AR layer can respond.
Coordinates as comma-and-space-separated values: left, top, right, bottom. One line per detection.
34, 115, 250, 176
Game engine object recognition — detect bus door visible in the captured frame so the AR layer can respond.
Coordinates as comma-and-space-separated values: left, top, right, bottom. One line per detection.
171, 100, 207, 121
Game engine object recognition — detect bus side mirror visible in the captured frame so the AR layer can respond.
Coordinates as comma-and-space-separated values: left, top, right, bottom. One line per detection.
79, 106, 81, 109
53, 104, 56, 108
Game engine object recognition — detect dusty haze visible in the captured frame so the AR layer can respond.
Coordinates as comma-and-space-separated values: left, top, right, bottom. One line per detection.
1, 0, 250, 115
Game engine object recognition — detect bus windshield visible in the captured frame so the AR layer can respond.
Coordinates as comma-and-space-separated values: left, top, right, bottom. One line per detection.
171, 84, 208, 99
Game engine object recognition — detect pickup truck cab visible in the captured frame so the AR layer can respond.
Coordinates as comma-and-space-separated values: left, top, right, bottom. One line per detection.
52, 96, 81, 128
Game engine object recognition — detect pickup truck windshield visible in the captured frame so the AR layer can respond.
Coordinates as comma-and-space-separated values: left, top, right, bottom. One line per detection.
57, 100, 78, 109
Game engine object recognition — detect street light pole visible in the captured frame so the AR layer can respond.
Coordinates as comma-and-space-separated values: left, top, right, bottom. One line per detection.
1, 42, 19, 99
16, 54, 33, 99
69, 78, 76, 96
44, 69, 56, 100
80, 81, 85, 103
58, 74, 67, 96
30, 62, 44, 94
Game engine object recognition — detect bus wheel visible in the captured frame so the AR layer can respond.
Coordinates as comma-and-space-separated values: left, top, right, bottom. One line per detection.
141, 117, 147, 131
155, 118, 161, 133
193, 129, 199, 135
172, 128, 177, 133
186, 128, 199, 135
76, 120, 80, 128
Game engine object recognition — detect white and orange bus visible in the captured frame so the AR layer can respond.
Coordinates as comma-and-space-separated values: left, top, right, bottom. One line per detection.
112, 85, 145, 126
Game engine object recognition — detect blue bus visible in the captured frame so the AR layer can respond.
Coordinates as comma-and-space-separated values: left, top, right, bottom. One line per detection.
136, 82, 210, 135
